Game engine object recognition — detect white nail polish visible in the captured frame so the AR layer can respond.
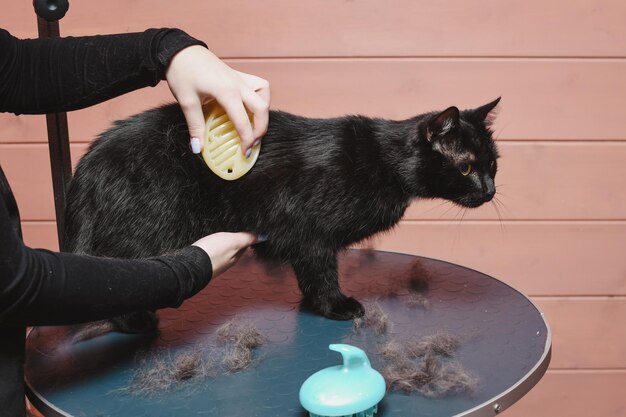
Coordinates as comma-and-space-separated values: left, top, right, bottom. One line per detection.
190, 137, 201, 154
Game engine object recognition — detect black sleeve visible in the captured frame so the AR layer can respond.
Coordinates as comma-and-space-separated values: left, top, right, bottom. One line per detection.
0, 28, 206, 114
0, 189, 213, 327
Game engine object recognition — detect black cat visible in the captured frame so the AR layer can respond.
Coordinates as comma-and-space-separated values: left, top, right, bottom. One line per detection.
65, 98, 500, 325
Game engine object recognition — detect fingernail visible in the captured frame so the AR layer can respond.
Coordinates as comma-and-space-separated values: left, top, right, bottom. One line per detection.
256, 234, 269, 243
253, 139, 261, 147
245, 148, 252, 158
190, 137, 201, 154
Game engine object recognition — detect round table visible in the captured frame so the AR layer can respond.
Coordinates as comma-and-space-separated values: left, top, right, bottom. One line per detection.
25, 250, 551, 417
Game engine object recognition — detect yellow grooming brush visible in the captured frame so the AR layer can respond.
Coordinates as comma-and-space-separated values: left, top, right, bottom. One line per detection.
201, 101, 261, 180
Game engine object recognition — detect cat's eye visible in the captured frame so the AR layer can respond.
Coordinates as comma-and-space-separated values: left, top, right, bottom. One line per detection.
460, 164, 472, 176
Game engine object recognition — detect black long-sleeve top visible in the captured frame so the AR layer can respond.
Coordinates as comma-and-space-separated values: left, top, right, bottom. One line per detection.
0, 28, 212, 417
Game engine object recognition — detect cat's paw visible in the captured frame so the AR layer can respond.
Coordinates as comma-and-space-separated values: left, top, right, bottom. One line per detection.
305, 295, 365, 320
330, 296, 366, 320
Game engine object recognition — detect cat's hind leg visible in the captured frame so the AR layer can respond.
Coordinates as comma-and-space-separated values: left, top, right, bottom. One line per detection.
292, 251, 364, 320
111, 311, 159, 334
70, 311, 158, 343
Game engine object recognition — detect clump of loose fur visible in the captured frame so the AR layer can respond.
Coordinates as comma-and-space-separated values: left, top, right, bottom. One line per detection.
353, 302, 391, 335
378, 332, 478, 397
405, 332, 461, 358
405, 293, 431, 309
125, 348, 220, 395
217, 319, 265, 372
383, 260, 432, 309
378, 340, 407, 363
217, 319, 265, 349
125, 350, 180, 395
221, 344, 254, 373
217, 318, 266, 372
172, 350, 202, 381
122, 317, 266, 395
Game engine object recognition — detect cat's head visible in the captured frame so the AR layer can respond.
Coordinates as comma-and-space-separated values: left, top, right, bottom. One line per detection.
417, 98, 500, 208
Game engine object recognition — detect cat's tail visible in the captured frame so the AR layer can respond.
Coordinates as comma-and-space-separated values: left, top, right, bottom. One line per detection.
70, 320, 117, 344
71, 311, 160, 343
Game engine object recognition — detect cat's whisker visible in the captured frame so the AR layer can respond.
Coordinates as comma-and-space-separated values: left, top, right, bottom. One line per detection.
420, 199, 453, 216
491, 200, 505, 234
493, 195, 512, 218
496, 198, 511, 217
457, 206, 468, 224
451, 206, 467, 250
450, 204, 464, 222
440, 201, 459, 219
494, 184, 508, 198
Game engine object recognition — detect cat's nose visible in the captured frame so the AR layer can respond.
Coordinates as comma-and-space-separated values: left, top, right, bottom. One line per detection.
482, 177, 496, 200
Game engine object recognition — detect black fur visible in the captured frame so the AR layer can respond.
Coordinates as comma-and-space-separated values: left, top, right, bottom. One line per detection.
65, 98, 500, 324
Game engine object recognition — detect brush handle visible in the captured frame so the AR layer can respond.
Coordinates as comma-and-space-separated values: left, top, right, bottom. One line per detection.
329, 343, 372, 370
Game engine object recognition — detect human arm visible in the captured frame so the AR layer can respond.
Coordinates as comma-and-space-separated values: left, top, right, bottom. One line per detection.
0, 27, 262, 325
0, 187, 205, 325
0, 187, 256, 326
0, 28, 270, 154
0, 28, 203, 114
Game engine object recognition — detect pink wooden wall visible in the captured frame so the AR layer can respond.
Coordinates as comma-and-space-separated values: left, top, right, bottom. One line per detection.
2, 1, 625, 415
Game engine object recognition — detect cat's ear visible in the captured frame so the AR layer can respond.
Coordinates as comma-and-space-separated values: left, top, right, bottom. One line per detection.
426, 106, 459, 142
471, 97, 501, 125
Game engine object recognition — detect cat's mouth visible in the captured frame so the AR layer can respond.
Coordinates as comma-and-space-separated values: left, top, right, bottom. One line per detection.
457, 200, 484, 208
454, 193, 495, 208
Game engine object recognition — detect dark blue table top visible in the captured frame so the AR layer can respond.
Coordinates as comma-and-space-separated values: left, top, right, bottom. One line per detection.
25, 250, 551, 417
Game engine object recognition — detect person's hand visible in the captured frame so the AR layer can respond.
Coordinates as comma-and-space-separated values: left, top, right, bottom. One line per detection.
192, 232, 258, 278
165, 45, 270, 157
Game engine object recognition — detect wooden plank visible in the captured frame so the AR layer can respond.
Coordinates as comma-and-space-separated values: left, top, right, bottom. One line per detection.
2, 59, 626, 143
21, 220, 626, 297
18, 221, 626, 369
535, 297, 626, 369
4, 1, 626, 58
407, 142, 626, 221
229, 59, 626, 141
2, 142, 625, 221
0, 144, 85, 221
368, 221, 626, 297
0, 114, 47, 144
21, 221, 58, 251
505, 370, 626, 417
0, 83, 172, 144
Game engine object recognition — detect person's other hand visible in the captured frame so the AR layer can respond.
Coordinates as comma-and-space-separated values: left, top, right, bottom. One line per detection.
191, 232, 258, 278
165, 45, 270, 156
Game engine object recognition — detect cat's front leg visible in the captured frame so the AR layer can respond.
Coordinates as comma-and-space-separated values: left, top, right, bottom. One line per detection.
292, 251, 364, 320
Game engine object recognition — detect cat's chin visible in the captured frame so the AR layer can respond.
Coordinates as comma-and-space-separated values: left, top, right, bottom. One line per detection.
453, 196, 494, 209
456, 200, 485, 208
